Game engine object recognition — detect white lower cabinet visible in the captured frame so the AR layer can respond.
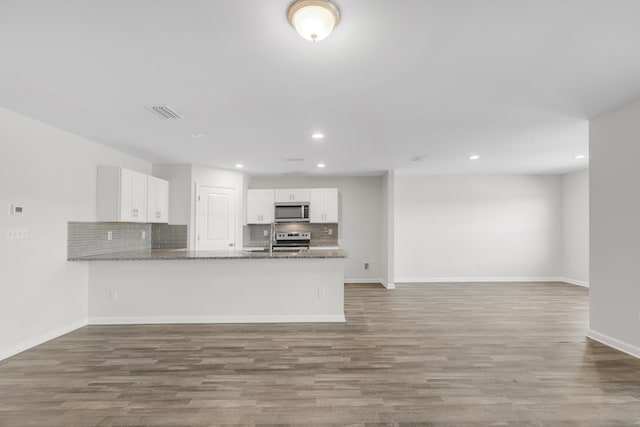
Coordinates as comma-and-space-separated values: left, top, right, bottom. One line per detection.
309, 188, 338, 223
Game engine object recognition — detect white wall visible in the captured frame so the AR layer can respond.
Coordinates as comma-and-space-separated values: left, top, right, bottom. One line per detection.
394, 175, 564, 282
88, 259, 345, 323
0, 106, 150, 360
589, 100, 640, 358
249, 175, 384, 282
381, 171, 395, 288
562, 169, 589, 286
152, 163, 192, 226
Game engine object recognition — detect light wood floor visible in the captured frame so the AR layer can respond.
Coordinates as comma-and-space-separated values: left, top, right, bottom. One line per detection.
1, 282, 640, 426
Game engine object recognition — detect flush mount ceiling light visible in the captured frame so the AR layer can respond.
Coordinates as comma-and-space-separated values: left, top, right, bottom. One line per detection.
469, 155, 480, 160
317, 163, 326, 168
574, 154, 587, 159
234, 163, 244, 169
311, 132, 325, 139
287, 0, 340, 42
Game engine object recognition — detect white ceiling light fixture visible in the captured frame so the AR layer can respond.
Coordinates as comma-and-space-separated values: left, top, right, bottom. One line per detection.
469, 155, 480, 160
189, 133, 207, 139
574, 154, 587, 159
317, 163, 326, 168
311, 132, 325, 139
287, 0, 340, 42
234, 163, 244, 168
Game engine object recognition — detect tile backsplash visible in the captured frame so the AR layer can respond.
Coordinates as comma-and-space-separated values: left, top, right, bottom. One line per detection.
243, 223, 338, 248
68, 222, 188, 258
151, 224, 188, 250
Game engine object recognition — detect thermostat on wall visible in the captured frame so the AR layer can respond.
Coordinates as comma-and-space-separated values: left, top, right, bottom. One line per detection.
8, 204, 24, 216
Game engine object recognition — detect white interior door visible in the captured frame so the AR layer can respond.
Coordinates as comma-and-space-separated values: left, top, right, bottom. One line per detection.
197, 186, 236, 251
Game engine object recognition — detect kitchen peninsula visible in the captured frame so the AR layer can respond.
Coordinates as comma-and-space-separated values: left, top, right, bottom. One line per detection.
70, 248, 347, 325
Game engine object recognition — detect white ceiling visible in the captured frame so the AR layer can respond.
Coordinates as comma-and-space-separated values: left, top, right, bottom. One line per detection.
1, 1, 639, 175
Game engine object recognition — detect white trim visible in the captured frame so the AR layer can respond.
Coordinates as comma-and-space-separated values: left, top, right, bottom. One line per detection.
395, 276, 564, 284
587, 329, 640, 360
344, 278, 395, 289
381, 278, 395, 289
558, 277, 590, 288
0, 319, 87, 362
344, 278, 383, 284
88, 314, 346, 325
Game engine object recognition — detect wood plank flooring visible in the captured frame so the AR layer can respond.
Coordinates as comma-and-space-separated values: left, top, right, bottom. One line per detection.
1, 282, 640, 426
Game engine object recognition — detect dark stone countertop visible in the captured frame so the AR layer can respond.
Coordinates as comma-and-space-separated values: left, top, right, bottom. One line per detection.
68, 248, 348, 261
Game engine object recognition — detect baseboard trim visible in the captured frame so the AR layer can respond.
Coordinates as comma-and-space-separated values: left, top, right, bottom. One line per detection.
0, 319, 88, 362
558, 277, 590, 288
381, 278, 395, 289
587, 329, 640, 360
88, 314, 346, 325
345, 278, 383, 284
344, 278, 394, 289
395, 276, 564, 284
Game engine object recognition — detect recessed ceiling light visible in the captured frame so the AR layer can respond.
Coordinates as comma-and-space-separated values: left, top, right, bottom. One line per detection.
234, 163, 244, 168
311, 133, 325, 139
574, 154, 587, 159
317, 163, 326, 168
189, 133, 207, 139
469, 155, 480, 160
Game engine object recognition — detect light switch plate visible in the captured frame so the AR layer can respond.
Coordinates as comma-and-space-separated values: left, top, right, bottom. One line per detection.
6, 228, 28, 240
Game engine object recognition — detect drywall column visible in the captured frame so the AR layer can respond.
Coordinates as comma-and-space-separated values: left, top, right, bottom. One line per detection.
589, 100, 640, 359
562, 169, 589, 286
382, 170, 395, 289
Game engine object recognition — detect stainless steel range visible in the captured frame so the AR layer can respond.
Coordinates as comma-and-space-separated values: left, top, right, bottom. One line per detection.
273, 232, 311, 251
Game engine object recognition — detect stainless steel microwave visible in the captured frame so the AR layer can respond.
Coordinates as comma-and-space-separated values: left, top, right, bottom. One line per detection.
274, 202, 310, 222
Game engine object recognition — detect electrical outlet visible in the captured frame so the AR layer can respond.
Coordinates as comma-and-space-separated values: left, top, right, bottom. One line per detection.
141, 230, 146, 239
110, 290, 119, 301
364, 262, 370, 270
263, 229, 268, 237
317, 288, 326, 298
328, 228, 333, 236
107, 231, 113, 240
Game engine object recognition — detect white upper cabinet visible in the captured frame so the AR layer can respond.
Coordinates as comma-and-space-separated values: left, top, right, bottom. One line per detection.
97, 166, 169, 223
309, 188, 338, 223
147, 176, 169, 223
274, 189, 310, 203
247, 189, 275, 224
97, 166, 148, 222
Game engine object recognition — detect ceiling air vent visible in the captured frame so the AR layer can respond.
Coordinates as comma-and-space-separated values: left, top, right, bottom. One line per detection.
147, 105, 183, 119
284, 158, 305, 162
